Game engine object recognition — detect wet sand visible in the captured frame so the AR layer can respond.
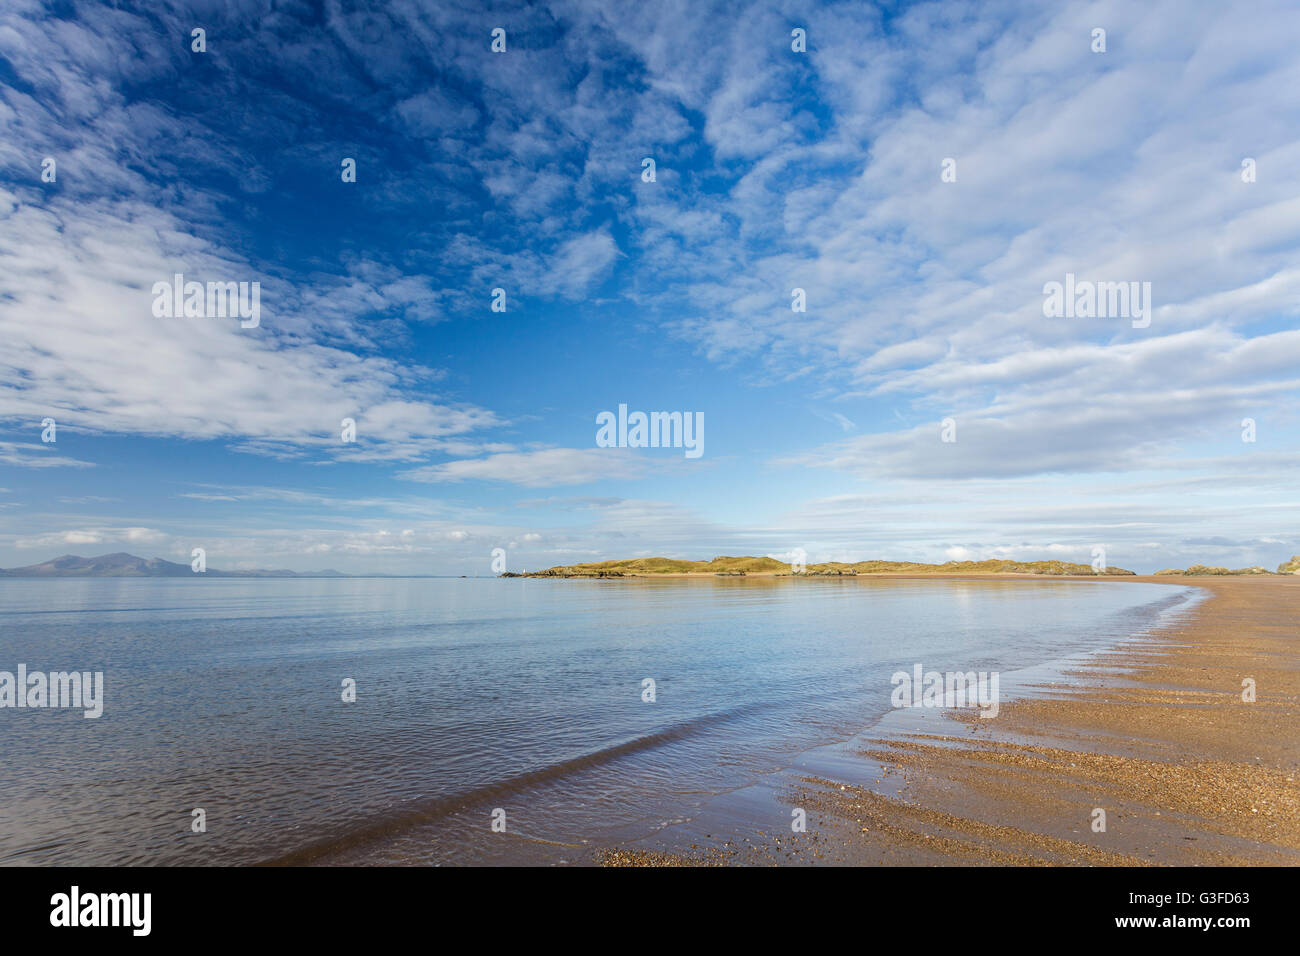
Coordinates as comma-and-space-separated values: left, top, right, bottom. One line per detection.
603, 575, 1300, 866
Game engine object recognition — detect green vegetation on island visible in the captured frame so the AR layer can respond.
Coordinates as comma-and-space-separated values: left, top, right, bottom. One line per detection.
504, 556, 1138, 578
1155, 556, 1300, 576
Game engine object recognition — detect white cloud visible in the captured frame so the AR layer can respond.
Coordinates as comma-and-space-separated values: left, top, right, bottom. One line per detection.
400, 448, 651, 487
14, 526, 165, 550
0, 441, 95, 468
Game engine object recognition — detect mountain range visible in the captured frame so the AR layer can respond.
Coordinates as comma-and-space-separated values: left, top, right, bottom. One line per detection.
0, 553, 346, 577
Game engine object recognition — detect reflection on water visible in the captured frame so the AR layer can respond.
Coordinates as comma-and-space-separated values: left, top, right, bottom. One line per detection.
0, 576, 1195, 865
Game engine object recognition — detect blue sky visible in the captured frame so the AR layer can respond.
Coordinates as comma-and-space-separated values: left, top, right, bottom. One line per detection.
1, 0, 1298, 574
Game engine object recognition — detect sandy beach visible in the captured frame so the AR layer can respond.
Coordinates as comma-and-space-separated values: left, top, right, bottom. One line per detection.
604, 575, 1300, 866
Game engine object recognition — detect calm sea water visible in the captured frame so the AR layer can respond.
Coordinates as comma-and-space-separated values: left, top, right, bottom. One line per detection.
0, 576, 1196, 865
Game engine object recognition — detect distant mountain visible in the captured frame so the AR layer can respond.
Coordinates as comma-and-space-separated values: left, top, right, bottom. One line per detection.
0, 553, 347, 578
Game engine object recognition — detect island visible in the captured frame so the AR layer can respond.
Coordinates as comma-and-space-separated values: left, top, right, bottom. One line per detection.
501, 555, 1140, 577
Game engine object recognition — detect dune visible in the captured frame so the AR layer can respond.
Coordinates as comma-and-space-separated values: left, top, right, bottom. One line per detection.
509, 555, 1137, 577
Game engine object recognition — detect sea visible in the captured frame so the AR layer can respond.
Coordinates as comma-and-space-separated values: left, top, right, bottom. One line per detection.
0, 575, 1200, 865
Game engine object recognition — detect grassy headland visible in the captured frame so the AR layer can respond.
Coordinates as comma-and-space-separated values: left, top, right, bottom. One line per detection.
1156, 557, 1300, 575
504, 555, 1138, 577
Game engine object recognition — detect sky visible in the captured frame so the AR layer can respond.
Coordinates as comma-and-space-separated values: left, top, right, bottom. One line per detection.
0, 0, 1298, 576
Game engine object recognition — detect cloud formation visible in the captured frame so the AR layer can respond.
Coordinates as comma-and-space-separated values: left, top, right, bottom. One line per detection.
0, 0, 1297, 573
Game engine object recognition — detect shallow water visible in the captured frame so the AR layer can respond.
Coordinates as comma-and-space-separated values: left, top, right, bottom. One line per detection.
0, 576, 1196, 865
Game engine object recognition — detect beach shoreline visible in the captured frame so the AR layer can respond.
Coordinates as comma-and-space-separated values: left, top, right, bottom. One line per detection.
604, 575, 1300, 866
